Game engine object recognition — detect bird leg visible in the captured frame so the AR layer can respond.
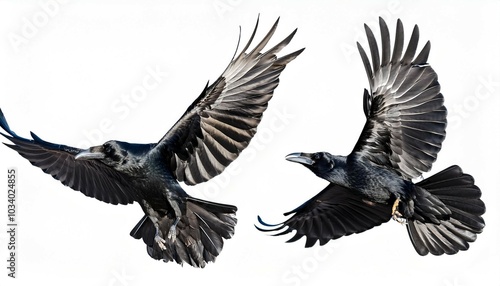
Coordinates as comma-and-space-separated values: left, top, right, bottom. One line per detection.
391, 198, 406, 224
167, 217, 180, 242
147, 215, 167, 250
141, 201, 168, 250
165, 192, 183, 243
154, 223, 167, 251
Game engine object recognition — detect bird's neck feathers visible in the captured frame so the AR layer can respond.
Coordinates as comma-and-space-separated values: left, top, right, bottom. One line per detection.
316, 155, 349, 185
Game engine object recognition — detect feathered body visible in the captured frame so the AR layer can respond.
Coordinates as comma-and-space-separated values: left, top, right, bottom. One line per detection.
0, 17, 304, 267
258, 18, 485, 255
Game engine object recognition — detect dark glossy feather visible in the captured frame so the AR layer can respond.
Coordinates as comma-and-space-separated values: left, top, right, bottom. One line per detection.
407, 165, 485, 255
352, 17, 446, 180
257, 18, 484, 258
131, 198, 236, 267
157, 18, 304, 185
0, 109, 137, 205
0, 17, 303, 267
256, 183, 392, 247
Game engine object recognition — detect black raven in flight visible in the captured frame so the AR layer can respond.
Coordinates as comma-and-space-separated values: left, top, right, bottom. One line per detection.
0, 18, 303, 267
257, 18, 485, 255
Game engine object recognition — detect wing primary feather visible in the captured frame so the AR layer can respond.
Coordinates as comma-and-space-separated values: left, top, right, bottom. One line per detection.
158, 17, 302, 185
273, 48, 305, 66
247, 17, 280, 57
379, 17, 391, 66
364, 23, 380, 73
261, 28, 298, 62
216, 16, 261, 80
391, 19, 404, 64
235, 16, 260, 61
413, 41, 431, 64
402, 24, 419, 65
357, 42, 374, 87
256, 184, 392, 247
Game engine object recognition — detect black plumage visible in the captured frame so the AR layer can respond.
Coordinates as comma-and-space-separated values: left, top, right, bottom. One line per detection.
257, 18, 485, 255
0, 17, 303, 267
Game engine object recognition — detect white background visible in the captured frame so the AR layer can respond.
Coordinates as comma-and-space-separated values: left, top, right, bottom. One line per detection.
0, 1, 499, 285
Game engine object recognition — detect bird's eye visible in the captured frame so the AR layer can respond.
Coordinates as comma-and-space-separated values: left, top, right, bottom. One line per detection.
313, 153, 322, 161
103, 143, 113, 154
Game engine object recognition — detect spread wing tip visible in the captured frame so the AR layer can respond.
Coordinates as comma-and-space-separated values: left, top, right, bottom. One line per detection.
159, 17, 303, 185
353, 18, 445, 179
255, 215, 288, 233
276, 47, 305, 66
357, 41, 374, 85
0, 108, 16, 138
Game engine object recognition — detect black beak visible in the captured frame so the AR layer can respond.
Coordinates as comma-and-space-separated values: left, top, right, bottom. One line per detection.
285, 152, 314, 166
75, 146, 105, 160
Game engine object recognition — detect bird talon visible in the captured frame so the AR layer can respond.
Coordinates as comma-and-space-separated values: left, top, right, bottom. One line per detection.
391, 198, 407, 224
167, 225, 177, 242
391, 198, 400, 216
167, 217, 180, 242
155, 235, 167, 250
392, 211, 407, 224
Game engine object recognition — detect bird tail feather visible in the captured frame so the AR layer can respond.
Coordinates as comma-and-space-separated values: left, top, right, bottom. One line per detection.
406, 165, 485, 255
130, 197, 237, 267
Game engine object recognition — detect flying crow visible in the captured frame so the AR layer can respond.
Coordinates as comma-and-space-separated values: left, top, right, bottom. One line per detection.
257, 18, 485, 255
0, 18, 303, 267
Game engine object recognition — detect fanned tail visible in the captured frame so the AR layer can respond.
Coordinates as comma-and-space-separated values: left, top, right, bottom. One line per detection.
130, 198, 237, 267
407, 165, 485, 255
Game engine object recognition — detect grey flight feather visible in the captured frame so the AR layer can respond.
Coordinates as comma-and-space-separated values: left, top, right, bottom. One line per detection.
352, 17, 446, 180
156, 18, 304, 185
256, 183, 392, 248
0, 110, 138, 205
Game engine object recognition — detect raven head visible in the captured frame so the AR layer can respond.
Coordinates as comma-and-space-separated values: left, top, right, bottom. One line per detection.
75, 140, 130, 168
286, 152, 335, 176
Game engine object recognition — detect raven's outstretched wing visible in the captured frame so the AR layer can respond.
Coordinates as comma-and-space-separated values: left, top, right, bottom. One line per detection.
0, 109, 138, 205
256, 183, 392, 247
156, 17, 304, 185
351, 18, 446, 180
